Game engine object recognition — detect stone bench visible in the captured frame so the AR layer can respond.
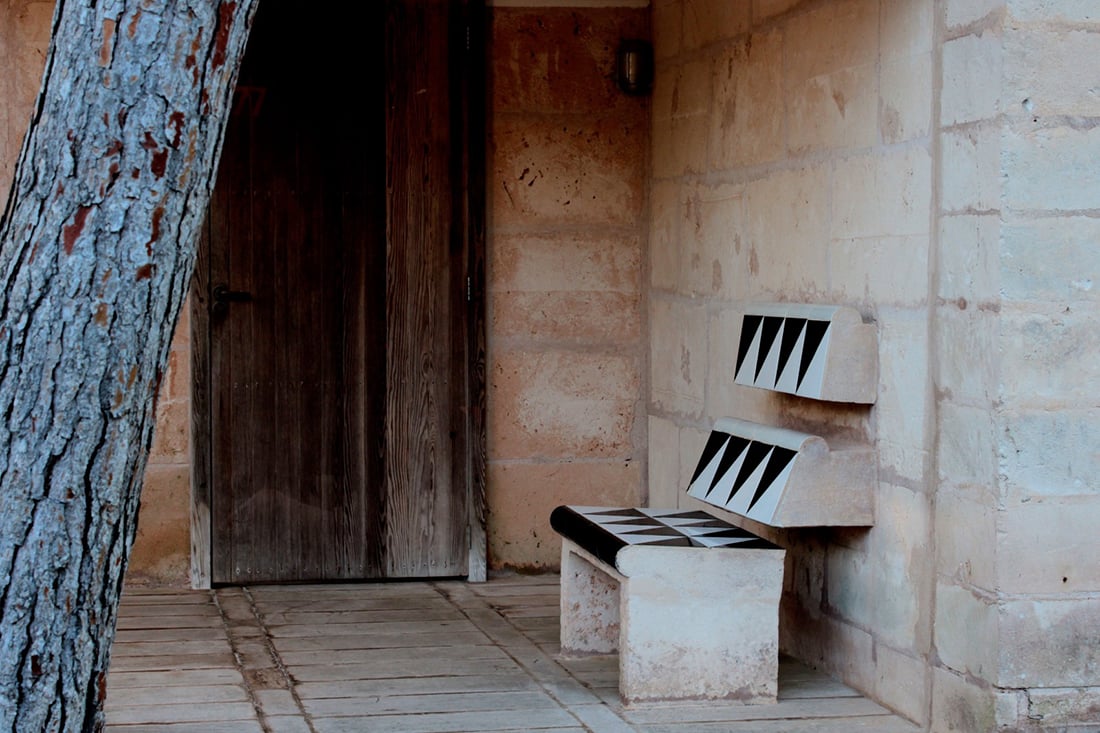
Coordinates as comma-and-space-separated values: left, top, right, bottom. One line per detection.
550, 303, 878, 705
550, 504, 784, 704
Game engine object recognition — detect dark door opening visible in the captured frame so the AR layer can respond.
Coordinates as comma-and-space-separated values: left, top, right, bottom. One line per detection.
190, 0, 485, 585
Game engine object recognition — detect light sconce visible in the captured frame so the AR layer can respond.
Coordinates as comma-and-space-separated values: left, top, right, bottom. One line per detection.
616, 39, 654, 96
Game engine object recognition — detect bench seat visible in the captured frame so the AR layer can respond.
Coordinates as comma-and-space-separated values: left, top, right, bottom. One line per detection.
552, 505, 784, 705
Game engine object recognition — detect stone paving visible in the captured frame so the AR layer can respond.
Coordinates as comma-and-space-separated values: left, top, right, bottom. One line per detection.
106, 574, 919, 732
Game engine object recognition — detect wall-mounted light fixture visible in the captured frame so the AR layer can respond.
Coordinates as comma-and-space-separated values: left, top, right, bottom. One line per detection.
616, 39, 654, 97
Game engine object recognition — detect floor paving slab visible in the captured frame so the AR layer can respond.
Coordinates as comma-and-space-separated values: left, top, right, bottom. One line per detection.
106, 575, 920, 733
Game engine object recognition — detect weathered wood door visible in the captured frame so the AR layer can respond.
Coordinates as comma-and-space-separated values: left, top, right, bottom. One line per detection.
192, 0, 483, 584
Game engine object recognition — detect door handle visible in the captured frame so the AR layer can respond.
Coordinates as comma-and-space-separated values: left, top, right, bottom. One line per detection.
211, 284, 252, 317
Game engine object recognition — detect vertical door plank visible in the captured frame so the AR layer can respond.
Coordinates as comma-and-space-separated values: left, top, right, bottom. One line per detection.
385, 0, 468, 577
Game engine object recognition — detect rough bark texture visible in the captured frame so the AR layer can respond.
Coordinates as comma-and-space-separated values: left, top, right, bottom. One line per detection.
0, 1, 257, 730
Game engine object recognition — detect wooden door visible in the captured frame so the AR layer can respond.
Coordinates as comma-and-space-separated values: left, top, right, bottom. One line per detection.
191, 0, 482, 584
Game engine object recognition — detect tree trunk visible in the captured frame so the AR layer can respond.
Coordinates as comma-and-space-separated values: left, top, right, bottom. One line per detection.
0, 1, 257, 730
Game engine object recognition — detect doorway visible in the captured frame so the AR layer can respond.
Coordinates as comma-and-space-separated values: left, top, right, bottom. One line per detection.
189, 0, 485, 585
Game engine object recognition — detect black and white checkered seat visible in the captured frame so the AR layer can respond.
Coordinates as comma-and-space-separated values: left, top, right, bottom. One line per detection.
550, 506, 777, 567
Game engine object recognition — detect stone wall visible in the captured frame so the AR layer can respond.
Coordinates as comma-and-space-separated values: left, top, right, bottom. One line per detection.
934, 1, 1100, 729
646, 0, 937, 724
487, 5, 650, 567
648, 0, 1100, 730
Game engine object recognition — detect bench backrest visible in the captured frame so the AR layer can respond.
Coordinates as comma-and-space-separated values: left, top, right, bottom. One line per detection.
734, 303, 877, 404
686, 303, 879, 528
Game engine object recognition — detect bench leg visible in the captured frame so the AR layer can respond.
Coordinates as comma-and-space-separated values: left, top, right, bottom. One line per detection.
616, 546, 784, 705
559, 540, 620, 655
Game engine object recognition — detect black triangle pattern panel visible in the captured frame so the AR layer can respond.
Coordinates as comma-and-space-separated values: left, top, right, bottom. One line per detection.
686, 427, 800, 524
735, 313, 832, 397
551, 505, 779, 566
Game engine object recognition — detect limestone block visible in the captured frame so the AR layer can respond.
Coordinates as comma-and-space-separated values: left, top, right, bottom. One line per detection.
492, 114, 645, 229
744, 165, 830, 299
489, 349, 639, 460
831, 147, 931, 240
996, 689, 1027, 730
869, 484, 929, 649
998, 596, 1100, 687
1004, 26, 1100, 118
652, 0, 682, 60
1002, 216, 1100, 303
1007, 0, 1099, 22
682, 0, 750, 50
649, 181, 681, 291
710, 30, 785, 169
784, 0, 878, 84
492, 233, 641, 295
651, 59, 710, 177
801, 611, 877, 695
491, 7, 648, 117
877, 441, 927, 490
490, 232, 641, 344
946, 0, 1004, 28
938, 214, 1000, 304
150, 398, 190, 461
930, 666, 997, 733
829, 235, 929, 305
873, 645, 929, 725
655, 57, 711, 121
492, 291, 641, 345
941, 32, 1003, 126
787, 64, 878, 154
13, 1, 51, 110
164, 344, 192, 402
881, 0, 934, 60
131, 465, 191, 585
649, 297, 706, 417
938, 400, 999, 489
616, 545, 784, 703
646, 416, 680, 508
936, 494, 997, 590
999, 408, 1100, 502
651, 111, 709, 179
1027, 686, 1100, 727
997, 499, 1100, 594
1003, 124, 1100, 212
999, 305, 1100, 406
826, 545, 873, 628
487, 461, 642, 569
934, 306, 997, 404
934, 582, 998, 677
752, 0, 801, 21
706, 308, 774, 423
678, 182, 748, 298
940, 123, 1002, 213
677, 425, 710, 503
884, 305, 939, 439
880, 54, 932, 144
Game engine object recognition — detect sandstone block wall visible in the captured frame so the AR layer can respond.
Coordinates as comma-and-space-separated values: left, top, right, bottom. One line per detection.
487, 6, 650, 568
649, 0, 1100, 729
933, 1, 1100, 729
648, 0, 936, 721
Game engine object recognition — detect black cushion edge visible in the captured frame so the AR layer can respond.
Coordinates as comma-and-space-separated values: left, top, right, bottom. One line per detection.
550, 505, 627, 567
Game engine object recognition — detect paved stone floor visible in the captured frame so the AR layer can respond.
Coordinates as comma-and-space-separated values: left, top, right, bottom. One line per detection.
106, 574, 920, 732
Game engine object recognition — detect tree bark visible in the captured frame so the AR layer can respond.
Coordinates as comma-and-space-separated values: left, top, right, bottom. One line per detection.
0, 1, 257, 730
